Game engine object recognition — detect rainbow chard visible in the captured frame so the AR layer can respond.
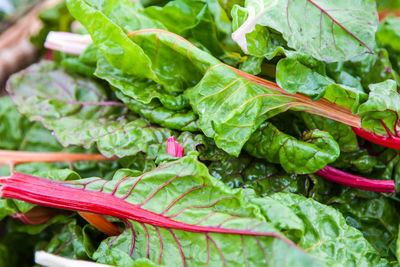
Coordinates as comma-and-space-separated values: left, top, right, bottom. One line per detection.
9, 1, 400, 193
6, 61, 175, 159
0, 155, 388, 266
7, 42, 396, 193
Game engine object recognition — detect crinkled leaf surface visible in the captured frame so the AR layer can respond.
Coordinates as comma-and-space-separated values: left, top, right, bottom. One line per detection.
333, 197, 400, 260
232, 0, 378, 62
276, 54, 368, 108
245, 122, 340, 173
42, 220, 89, 260
327, 48, 398, 89
358, 79, 400, 137
67, 0, 201, 93
4, 155, 387, 266
116, 91, 199, 132
6, 155, 323, 267
6, 61, 174, 159
94, 54, 188, 111
144, 0, 238, 61
331, 150, 378, 174
271, 193, 389, 266
300, 113, 358, 152
185, 63, 295, 156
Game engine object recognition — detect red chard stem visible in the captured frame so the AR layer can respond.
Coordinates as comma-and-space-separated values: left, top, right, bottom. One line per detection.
351, 127, 400, 150
0, 172, 295, 244
316, 166, 396, 193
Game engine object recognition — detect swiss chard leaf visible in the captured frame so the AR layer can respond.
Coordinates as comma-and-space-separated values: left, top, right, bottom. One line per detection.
358, 80, 400, 137
377, 17, 400, 52
94, 54, 188, 111
1, 155, 323, 267
67, 0, 201, 93
245, 122, 340, 173
231, 0, 378, 62
66, 0, 361, 156
43, 220, 90, 260
6, 61, 176, 159
1, 155, 389, 266
116, 91, 199, 132
271, 193, 389, 266
300, 113, 359, 152
276, 54, 368, 106
144, 0, 239, 62
333, 197, 400, 260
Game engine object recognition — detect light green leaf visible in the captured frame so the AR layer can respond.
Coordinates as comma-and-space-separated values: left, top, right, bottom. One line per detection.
358, 79, 400, 137
6, 61, 174, 159
232, 0, 378, 62
271, 193, 389, 266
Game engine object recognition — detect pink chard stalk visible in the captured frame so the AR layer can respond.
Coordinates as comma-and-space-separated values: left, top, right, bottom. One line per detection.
166, 136, 184, 158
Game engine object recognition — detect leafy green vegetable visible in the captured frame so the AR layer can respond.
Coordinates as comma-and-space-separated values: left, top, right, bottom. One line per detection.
3, 0, 400, 265
1, 154, 389, 266
358, 80, 400, 137
231, 0, 378, 62
6, 61, 175, 159
245, 121, 340, 173
276, 54, 368, 104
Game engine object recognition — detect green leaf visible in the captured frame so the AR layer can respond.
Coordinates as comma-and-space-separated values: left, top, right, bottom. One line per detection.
276, 55, 368, 107
271, 193, 389, 266
94, 54, 188, 111
67, 1, 362, 158
245, 122, 340, 173
185, 64, 295, 156
116, 91, 199, 132
67, 0, 203, 93
374, 149, 400, 190
144, 0, 237, 61
331, 150, 378, 174
0, 199, 16, 220
7, 155, 324, 266
245, 24, 289, 60
239, 55, 264, 75
300, 113, 359, 152
45, 220, 89, 260
232, 0, 378, 62
333, 197, 400, 260
327, 48, 399, 89
6, 61, 175, 159
377, 17, 400, 52
358, 79, 400, 137
198, 137, 310, 195
377, 0, 400, 11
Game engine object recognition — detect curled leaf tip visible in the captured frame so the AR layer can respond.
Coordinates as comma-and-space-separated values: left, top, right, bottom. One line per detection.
167, 136, 184, 157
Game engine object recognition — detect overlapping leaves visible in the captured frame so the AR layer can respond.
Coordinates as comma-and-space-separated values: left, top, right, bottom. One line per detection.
6, 61, 174, 159
2, 154, 389, 266
231, 0, 378, 62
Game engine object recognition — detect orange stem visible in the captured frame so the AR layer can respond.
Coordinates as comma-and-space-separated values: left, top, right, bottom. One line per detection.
78, 212, 121, 236
379, 10, 400, 21
0, 150, 116, 164
228, 67, 362, 128
1, 150, 120, 236
127, 29, 362, 128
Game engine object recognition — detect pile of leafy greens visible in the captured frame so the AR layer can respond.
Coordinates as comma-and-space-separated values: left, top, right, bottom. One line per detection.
3, 0, 400, 266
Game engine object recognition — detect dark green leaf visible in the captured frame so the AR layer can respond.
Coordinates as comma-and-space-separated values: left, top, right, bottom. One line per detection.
245, 122, 340, 173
